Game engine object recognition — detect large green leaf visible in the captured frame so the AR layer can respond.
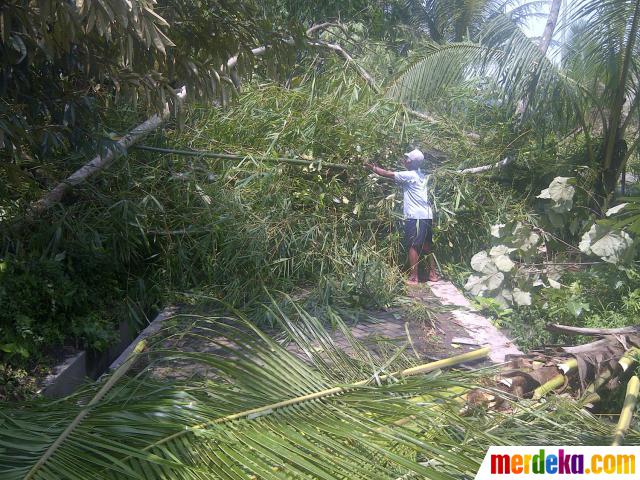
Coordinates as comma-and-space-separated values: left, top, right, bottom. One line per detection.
537, 176, 575, 213
470, 250, 497, 274
579, 224, 634, 264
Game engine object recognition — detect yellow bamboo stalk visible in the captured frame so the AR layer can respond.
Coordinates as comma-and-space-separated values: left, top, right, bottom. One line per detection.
585, 367, 614, 394
619, 348, 640, 372
580, 367, 615, 407
581, 391, 601, 406
558, 358, 578, 374
533, 358, 579, 399
533, 374, 565, 399
612, 376, 640, 446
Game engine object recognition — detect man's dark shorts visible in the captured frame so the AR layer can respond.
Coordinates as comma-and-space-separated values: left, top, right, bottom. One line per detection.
404, 219, 433, 248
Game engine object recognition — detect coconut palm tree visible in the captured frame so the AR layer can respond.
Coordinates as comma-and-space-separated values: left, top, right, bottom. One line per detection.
386, 0, 640, 204
561, 0, 640, 200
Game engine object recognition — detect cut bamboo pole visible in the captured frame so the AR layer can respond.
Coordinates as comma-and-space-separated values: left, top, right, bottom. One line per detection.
132, 145, 350, 169
619, 348, 640, 372
581, 391, 601, 406
612, 375, 640, 446
533, 358, 579, 399
533, 374, 565, 399
580, 367, 615, 407
558, 358, 578, 374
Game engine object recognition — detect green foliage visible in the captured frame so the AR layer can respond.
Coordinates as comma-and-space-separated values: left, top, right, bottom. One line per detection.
0, 0, 303, 182
0, 72, 413, 365
537, 176, 576, 228
0, 255, 122, 362
2, 304, 638, 478
579, 223, 634, 264
0, 364, 38, 402
502, 265, 640, 350
464, 221, 543, 306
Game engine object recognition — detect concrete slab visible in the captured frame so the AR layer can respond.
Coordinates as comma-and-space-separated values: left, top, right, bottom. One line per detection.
109, 306, 179, 370
427, 280, 523, 363
39, 351, 87, 398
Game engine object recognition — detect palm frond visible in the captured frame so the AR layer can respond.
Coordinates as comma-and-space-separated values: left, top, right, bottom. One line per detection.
387, 10, 583, 129
0, 305, 487, 480
385, 43, 488, 107
3, 303, 640, 479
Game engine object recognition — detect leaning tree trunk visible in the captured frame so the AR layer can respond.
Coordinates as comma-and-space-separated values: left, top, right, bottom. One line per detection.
516, 0, 562, 117
539, 0, 562, 55
29, 87, 187, 216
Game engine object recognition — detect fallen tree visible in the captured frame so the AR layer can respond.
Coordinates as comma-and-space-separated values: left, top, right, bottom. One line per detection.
26, 22, 499, 219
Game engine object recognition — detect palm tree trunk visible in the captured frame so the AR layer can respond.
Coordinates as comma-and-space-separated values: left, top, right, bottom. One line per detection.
517, 0, 562, 117
600, 0, 640, 200
539, 0, 562, 55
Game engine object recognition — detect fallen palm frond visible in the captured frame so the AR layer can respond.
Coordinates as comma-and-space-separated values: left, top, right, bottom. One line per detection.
23, 340, 147, 480
4, 301, 640, 479
0, 304, 490, 480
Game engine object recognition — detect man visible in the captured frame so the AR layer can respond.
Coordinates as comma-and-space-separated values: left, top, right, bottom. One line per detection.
366, 148, 439, 284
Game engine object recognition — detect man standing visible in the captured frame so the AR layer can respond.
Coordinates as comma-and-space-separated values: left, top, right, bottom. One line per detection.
366, 148, 439, 284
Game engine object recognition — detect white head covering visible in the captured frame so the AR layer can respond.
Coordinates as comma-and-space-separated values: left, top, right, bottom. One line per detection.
403, 149, 425, 163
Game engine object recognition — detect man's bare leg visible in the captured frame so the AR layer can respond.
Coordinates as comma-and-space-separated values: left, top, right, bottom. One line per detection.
408, 245, 420, 284
422, 242, 440, 282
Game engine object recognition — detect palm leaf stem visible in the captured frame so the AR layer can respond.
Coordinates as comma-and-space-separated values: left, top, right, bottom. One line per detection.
23, 340, 147, 480
135, 347, 490, 455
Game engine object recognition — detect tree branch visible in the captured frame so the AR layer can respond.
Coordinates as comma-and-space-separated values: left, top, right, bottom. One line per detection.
538, 0, 562, 55
456, 156, 513, 174
548, 324, 640, 337
225, 23, 444, 125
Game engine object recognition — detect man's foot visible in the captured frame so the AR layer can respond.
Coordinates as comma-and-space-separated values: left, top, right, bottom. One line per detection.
428, 271, 440, 282
407, 275, 419, 285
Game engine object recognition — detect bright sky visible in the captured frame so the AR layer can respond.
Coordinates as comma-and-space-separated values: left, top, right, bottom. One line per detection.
520, 0, 572, 61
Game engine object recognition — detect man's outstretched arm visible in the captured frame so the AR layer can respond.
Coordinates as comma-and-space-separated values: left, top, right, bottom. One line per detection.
365, 163, 396, 179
